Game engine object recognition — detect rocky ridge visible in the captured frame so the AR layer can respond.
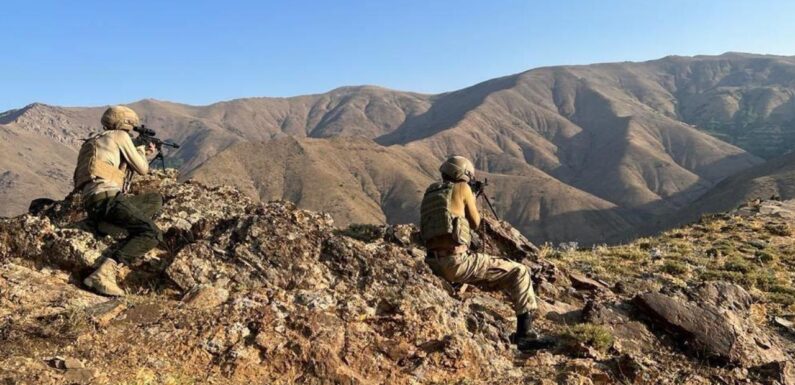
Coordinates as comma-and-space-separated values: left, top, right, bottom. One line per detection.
0, 171, 793, 384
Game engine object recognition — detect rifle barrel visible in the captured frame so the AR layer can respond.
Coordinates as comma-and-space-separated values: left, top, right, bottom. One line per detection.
481, 194, 500, 220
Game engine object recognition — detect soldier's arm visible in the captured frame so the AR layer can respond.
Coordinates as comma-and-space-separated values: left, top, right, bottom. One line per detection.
117, 131, 150, 175
463, 183, 482, 229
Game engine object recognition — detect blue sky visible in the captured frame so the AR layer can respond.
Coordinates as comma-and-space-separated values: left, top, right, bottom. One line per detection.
1, 0, 794, 111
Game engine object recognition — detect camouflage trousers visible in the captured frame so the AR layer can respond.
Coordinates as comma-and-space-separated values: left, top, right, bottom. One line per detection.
85, 192, 163, 264
426, 251, 538, 315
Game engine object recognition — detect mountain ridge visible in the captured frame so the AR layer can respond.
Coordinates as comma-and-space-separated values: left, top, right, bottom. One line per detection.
6, 52, 795, 244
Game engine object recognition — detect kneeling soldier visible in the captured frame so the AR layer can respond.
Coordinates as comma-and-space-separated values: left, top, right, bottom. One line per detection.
421, 156, 552, 350
73, 106, 163, 296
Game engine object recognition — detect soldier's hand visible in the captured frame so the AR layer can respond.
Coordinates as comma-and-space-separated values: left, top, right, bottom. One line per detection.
145, 142, 156, 156
469, 180, 485, 195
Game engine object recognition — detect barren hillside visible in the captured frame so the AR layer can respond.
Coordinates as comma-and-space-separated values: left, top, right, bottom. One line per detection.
674, 152, 795, 225
187, 137, 637, 244
6, 53, 795, 243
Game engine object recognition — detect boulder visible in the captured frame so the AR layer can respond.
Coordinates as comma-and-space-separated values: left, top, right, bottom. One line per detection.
481, 217, 539, 259
582, 301, 659, 358
569, 272, 610, 292
751, 361, 795, 385
182, 285, 230, 309
633, 283, 787, 367
85, 299, 127, 326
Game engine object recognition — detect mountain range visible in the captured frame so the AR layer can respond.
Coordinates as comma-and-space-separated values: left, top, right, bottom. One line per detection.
2, 52, 795, 244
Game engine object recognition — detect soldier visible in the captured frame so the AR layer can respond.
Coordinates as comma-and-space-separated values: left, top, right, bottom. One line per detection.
73, 106, 163, 296
420, 156, 552, 351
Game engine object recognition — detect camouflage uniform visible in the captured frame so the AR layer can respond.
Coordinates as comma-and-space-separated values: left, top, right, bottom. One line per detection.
421, 157, 537, 315
427, 250, 537, 314
84, 191, 163, 263
75, 106, 162, 296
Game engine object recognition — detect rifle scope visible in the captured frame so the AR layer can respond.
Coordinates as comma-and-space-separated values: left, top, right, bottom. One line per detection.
133, 125, 157, 137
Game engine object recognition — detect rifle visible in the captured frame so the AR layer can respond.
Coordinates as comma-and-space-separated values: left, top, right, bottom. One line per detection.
468, 177, 499, 254
133, 125, 181, 171
122, 125, 180, 193
468, 178, 499, 219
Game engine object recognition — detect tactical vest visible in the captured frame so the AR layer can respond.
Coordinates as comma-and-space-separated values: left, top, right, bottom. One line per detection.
73, 131, 127, 190
420, 182, 471, 247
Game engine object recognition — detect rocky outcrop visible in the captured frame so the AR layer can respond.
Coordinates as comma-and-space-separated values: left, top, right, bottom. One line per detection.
0, 171, 533, 384
633, 282, 787, 367
0, 171, 793, 384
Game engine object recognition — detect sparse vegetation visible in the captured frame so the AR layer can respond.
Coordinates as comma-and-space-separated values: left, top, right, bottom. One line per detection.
661, 260, 689, 276
562, 323, 614, 353
336, 223, 385, 242
765, 222, 791, 236
553, 207, 795, 313
50, 305, 93, 338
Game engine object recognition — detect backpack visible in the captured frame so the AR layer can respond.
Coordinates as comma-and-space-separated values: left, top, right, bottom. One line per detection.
420, 181, 471, 246
73, 131, 127, 190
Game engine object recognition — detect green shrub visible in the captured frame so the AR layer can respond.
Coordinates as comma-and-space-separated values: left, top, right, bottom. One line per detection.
755, 248, 780, 264
750, 271, 782, 291
767, 291, 795, 306
765, 222, 792, 236
336, 223, 385, 242
661, 260, 689, 276
712, 239, 738, 257
722, 257, 754, 274
562, 323, 614, 353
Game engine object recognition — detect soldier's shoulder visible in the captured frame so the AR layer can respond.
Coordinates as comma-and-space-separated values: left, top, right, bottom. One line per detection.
106, 129, 129, 138
424, 181, 449, 193
452, 181, 472, 191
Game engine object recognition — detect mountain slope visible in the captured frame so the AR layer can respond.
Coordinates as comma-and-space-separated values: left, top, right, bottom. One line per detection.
0, 124, 76, 215
186, 137, 637, 244
379, 63, 763, 216
6, 53, 795, 244
674, 152, 795, 224
0, 88, 432, 217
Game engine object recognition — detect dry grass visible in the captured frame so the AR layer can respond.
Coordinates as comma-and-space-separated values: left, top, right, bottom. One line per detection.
552, 212, 795, 313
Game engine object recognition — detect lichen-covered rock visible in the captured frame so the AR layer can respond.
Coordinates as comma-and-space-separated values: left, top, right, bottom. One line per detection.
182, 284, 230, 309
0, 215, 110, 270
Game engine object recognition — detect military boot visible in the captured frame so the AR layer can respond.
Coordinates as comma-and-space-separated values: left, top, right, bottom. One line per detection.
83, 258, 125, 297
512, 312, 555, 351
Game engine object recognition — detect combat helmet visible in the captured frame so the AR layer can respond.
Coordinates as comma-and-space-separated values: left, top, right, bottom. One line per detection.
439, 156, 475, 182
101, 106, 140, 131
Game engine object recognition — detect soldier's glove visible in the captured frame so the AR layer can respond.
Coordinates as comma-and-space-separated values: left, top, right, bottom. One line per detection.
132, 135, 147, 147
469, 180, 485, 196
